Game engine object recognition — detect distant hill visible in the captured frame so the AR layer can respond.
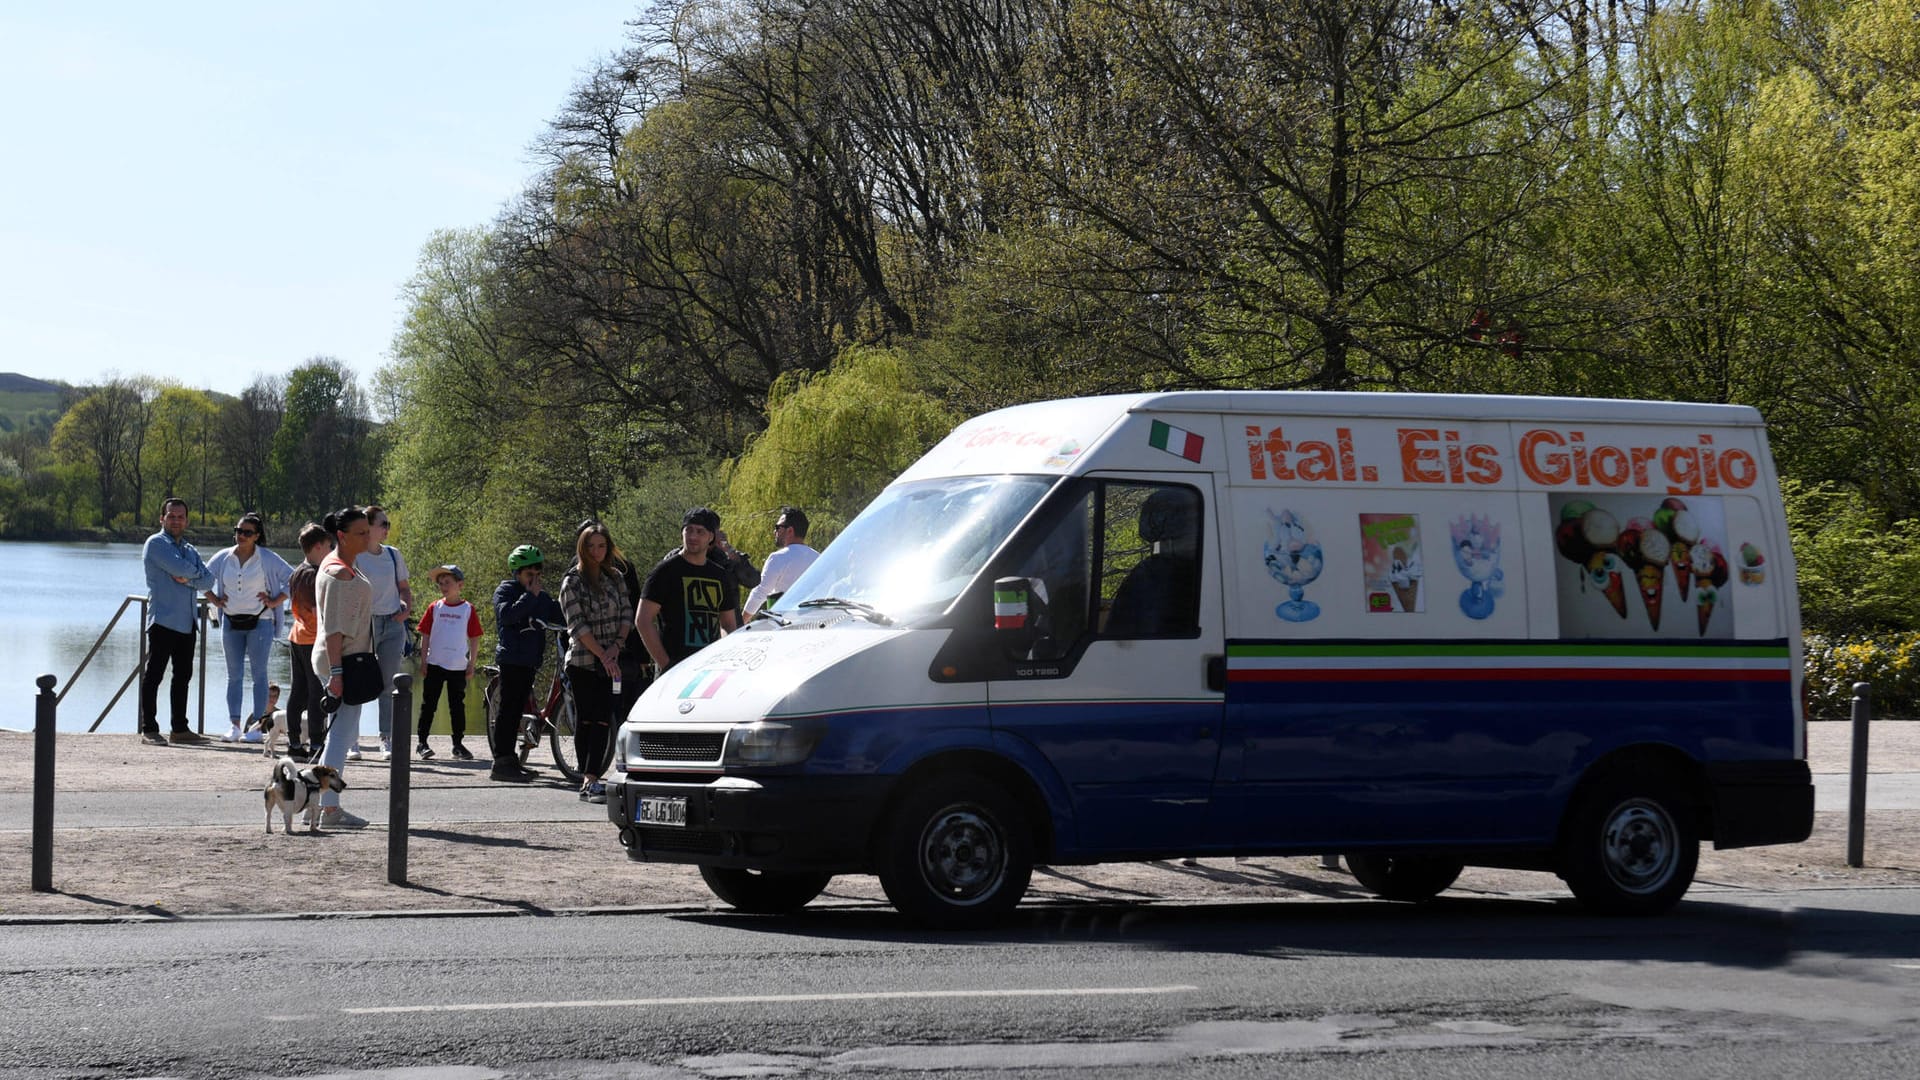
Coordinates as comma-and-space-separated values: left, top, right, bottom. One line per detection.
0, 373, 67, 435
0, 373, 63, 394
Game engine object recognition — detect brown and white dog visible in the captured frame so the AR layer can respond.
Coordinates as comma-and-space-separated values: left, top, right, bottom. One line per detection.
264, 757, 347, 834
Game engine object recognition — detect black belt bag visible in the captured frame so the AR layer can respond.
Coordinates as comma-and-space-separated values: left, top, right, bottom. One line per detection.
224, 612, 261, 631
340, 652, 382, 705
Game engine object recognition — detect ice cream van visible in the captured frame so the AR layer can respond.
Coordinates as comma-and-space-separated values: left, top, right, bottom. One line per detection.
608, 392, 1813, 927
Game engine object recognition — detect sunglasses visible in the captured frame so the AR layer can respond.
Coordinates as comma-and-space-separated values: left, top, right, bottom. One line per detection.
234, 528, 258, 537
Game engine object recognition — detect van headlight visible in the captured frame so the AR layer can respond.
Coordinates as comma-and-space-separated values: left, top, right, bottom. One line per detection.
723, 721, 821, 766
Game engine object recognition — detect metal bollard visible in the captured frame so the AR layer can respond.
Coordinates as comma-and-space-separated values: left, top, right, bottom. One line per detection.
1847, 681, 1871, 868
32, 675, 56, 892
389, 673, 413, 885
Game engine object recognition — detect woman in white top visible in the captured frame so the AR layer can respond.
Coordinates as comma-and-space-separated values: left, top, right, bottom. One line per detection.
312, 507, 376, 828
205, 513, 293, 742
354, 504, 414, 756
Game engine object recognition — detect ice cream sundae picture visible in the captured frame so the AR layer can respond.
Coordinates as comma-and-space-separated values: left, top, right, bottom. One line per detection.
1264, 508, 1324, 623
1739, 542, 1766, 585
1449, 514, 1504, 620
1359, 513, 1422, 614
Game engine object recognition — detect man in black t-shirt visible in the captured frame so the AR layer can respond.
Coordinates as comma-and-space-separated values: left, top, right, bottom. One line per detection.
638, 507, 741, 670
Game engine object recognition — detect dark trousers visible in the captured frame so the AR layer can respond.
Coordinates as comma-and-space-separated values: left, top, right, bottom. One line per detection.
288, 642, 327, 747
494, 663, 538, 763
138, 624, 196, 734
417, 665, 468, 745
570, 666, 615, 778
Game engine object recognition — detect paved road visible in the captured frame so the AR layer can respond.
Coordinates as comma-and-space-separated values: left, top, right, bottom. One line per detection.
2, 889, 1916, 1079
4, 772, 1916, 830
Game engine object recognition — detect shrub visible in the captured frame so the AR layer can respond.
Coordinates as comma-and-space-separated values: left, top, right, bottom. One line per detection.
1804, 632, 1920, 720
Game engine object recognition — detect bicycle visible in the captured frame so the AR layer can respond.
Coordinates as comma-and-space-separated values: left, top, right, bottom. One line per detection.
480, 620, 581, 783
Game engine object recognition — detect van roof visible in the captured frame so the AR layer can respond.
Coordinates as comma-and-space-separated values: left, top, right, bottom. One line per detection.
1117, 391, 1764, 427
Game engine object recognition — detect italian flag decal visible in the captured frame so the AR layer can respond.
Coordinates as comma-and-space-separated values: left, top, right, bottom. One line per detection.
993, 586, 1028, 629
678, 669, 732, 699
1149, 419, 1204, 462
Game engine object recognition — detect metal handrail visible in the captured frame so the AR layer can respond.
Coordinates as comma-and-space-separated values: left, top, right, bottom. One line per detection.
61, 595, 214, 734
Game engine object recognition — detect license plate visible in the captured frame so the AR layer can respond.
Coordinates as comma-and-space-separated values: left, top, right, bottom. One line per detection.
637, 796, 688, 827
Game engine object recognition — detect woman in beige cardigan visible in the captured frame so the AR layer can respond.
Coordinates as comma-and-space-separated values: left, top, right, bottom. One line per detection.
312, 507, 376, 829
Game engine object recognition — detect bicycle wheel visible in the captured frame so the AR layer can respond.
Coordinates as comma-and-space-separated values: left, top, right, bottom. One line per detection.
481, 673, 502, 757
546, 684, 582, 784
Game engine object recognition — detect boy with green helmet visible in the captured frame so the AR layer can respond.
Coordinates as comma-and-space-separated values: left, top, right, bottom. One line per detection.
491, 543, 563, 781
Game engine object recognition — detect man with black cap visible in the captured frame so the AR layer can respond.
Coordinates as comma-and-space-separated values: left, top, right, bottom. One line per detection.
637, 507, 741, 671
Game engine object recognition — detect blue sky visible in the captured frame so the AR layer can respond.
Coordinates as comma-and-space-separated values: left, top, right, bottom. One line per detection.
0, 3, 639, 401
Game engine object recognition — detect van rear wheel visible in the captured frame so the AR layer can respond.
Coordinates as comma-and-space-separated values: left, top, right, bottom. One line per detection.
699, 866, 833, 914
1344, 853, 1463, 902
877, 773, 1033, 930
1559, 772, 1698, 915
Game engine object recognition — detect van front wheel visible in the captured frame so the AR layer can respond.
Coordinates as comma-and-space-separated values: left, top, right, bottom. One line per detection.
877, 774, 1033, 930
699, 866, 833, 914
1344, 853, 1463, 902
1559, 773, 1699, 915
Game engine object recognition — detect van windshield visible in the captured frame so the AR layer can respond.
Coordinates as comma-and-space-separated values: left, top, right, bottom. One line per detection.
772, 475, 1056, 623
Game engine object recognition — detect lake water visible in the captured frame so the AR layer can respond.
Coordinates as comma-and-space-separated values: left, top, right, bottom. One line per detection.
2, 538, 300, 733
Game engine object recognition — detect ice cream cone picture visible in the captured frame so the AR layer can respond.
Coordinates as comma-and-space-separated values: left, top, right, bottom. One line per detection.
1652, 498, 1701, 601
1616, 517, 1671, 631
1692, 541, 1731, 636
1555, 503, 1627, 619
1389, 545, 1420, 612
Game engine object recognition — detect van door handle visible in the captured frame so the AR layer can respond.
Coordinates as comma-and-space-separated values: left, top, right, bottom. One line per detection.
1205, 654, 1226, 692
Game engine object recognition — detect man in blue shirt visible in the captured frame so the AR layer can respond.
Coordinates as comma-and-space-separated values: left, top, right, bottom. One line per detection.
139, 498, 216, 745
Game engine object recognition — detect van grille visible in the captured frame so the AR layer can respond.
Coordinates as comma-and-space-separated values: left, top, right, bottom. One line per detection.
634, 731, 725, 763
637, 828, 725, 855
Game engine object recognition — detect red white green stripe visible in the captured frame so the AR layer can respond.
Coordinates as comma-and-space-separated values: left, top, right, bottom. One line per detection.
1227, 641, 1793, 683
994, 587, 1028, 629
1148, 419, 1204, 462
678, 668, 733, 698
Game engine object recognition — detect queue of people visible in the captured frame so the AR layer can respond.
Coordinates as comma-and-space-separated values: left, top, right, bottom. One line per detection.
138, 498, 816, 820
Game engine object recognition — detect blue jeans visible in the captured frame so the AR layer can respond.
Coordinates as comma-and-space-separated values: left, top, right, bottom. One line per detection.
371, 613, 407, 740
318, 699, 364, 809
222, 619, 275, 724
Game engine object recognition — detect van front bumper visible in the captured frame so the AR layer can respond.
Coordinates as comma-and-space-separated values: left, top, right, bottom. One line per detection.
1707, 760, 1814, 849
609, 773, 892, 873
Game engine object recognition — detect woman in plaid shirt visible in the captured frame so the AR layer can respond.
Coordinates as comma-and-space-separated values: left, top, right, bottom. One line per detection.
559, 522, 632, 803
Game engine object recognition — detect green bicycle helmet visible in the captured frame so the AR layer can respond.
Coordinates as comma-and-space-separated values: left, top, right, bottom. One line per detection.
508, 544, 545, 571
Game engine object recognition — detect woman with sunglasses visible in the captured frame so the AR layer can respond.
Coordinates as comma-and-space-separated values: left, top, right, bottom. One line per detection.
205, 513, 294, 743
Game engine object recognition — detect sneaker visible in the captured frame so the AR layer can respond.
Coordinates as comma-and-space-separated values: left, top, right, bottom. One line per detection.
450, 744, 474, 761
223, 723, 242, 743
168, 730, 209, 745
489, 767, 534, 783
380, 738, 392, 756
346, 745, 362, 761
139, 730, 167, 746
318, 806, 369, 830
586, 781, 608, 805
287, 743, 310, 759
417, 744, 435, 760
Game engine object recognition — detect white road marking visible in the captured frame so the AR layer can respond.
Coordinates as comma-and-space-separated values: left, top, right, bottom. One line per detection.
343, 984, 1201, 1015
1894, 964, 1920, 970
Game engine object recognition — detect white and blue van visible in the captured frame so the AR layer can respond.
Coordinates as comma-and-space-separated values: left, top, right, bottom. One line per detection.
608, 392, 1813, 927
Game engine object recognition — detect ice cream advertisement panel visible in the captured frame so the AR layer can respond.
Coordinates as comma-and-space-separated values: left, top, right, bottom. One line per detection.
1551, 494, 1733, 639
1359, 513, 1423, 614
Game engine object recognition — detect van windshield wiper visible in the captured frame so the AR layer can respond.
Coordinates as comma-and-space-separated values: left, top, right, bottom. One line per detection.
796, 597, 895, 626
748, 608, 790, 627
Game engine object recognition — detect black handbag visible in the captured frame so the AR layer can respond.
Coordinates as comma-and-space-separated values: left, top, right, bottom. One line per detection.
340, 652, 382, 705
224, 611, 261, 631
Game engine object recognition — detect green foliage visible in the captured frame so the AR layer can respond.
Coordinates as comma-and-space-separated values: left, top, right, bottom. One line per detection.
721, 347, 961, 541
1784, 480, 1920, 637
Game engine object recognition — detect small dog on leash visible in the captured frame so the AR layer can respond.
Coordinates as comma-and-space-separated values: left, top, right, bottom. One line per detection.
264, 757, 346, 834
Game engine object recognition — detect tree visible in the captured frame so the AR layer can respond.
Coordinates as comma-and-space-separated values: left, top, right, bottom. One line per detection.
216, 377, 282, 516
49, 376, 140, 526
722, 346, 960, 538
268, 358, 377, 517
143, 385, 216, 515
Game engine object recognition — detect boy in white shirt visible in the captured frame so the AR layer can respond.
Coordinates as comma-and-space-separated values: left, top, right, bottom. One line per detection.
414, 565, 483, 760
